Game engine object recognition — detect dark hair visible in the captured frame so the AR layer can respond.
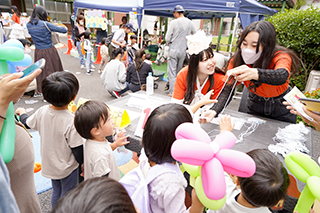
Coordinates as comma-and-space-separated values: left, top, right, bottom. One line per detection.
51, 177, 137, 213
142, 103, 193, 164
18, 38, 31, 47
112, 48, 124, 60
11, 6, 20, 17
184, 47, 224, 105
101, 37, 107, 45
130, 35, 137, 40
83, 31, 91, 39
238, 149, 289, 207
145, 53, 152, 60
121, 16, 127, 24
228, 20, 299, 90
76, 15, 84, 24
74, 100, 109, 140
134, 49, 146, 71
29, 6, 48, 25
41, 71, 79, 107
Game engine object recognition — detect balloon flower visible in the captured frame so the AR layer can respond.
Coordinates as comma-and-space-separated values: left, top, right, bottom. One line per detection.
285, 152, 320, 213
171, 123, 256, 210
0, 39, 32, 163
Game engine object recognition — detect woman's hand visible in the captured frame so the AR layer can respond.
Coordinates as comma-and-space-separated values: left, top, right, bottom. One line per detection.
227, 65, 259, 82
190, 90, 217, 114
283, 101, 320, 131
199, 109, 216, 124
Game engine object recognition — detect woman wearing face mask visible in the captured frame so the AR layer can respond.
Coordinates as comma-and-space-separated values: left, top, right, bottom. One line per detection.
172, 30, 226, 122
226, 20, 299, 123
74, 15, 93, 69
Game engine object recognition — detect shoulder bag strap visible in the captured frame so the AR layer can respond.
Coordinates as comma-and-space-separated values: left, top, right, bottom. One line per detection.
43, 21, 52, 33
134, 62, 142, 87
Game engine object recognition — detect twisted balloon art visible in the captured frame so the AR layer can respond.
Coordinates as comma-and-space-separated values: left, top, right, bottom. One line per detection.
285, 152, 320, 213
171, 123, 256, 210
0, 39, 32, 163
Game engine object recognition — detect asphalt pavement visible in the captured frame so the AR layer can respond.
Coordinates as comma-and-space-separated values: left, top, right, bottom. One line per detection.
13, 37, 319, 212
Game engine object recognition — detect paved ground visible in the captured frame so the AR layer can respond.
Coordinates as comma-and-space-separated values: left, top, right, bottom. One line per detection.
14, 37, 320, 212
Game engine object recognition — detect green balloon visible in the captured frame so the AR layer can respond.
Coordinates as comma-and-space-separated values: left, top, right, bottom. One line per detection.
195, 176, 226, 210
0, 46, 24, 61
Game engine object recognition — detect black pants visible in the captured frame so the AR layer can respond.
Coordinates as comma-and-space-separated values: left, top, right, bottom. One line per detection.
239, 87, 297, 123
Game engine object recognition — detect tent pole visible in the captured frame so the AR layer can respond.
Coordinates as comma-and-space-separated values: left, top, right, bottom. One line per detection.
216, 17, 224, 52
139, 9, 144, 49
229, 12, 238, 56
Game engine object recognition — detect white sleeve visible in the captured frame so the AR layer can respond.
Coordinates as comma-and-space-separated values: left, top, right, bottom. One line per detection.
118, 63, 126, 83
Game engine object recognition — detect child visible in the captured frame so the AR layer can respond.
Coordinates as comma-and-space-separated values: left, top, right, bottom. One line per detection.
144, 53, 153, 66
15, 71, 85, 208
98, 37, 109, 74
83, 31, 95, 75
208, 148, 289, 213
127, 34, 139, 64
51, 177, 137, 213
74, 100, 129, 180
120, 103, 204, 213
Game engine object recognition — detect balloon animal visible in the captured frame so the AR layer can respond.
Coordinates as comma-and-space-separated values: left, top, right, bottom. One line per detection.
285, 152, 320, 213
171, 123, 256, 210
0, 39, 32, 163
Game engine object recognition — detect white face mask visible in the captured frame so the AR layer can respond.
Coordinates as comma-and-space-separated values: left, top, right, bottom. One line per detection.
241, 48, 262, 64
79, 21, 84, 26
24, 48, 31, 54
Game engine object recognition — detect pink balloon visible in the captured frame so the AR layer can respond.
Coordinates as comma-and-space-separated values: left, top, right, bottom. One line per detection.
202, 158, 226, 200
171, 139, 213, 166
171, 123, 256, 202
175, 122, 211, 144
216, 149, 256, 177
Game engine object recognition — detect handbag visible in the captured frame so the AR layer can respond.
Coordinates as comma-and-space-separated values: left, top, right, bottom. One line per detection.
136, 70, 146, 91
43, 21, 60, 45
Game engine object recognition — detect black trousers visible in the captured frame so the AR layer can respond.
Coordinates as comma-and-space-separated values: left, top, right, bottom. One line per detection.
239, 87, 297, 123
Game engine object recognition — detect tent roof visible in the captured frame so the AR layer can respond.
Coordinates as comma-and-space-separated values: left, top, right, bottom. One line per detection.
74, 0, 277, 18
74, 0, 143, 14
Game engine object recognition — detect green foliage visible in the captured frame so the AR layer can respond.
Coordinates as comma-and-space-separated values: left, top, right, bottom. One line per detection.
294, 0, 307, 9
296, 88, 320, 126
267, 7, 320, 91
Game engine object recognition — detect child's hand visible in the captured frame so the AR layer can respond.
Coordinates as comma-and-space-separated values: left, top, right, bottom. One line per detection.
199, 90, 218, 106
219, 115, 234, 133
189, 188, 204, 213
113, 130, 130, 150
15, 107, 27, 116
80, 163, 84, 177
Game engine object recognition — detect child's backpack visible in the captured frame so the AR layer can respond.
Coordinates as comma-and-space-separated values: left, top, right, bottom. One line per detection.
80, 40, 86, 55
105, 32, 115, 46
120, 160, 181, 213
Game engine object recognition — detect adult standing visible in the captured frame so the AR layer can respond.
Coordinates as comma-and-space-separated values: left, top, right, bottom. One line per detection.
70, 9, 75, 40
226, 21, 299, 123
27, 6, 67, 95
126, 49, 153, 93
165, 5, 196, 96
153, 20, 158, 44
74, 15, 93, 69
108, 23, 135, 57
10, 6, 20, 24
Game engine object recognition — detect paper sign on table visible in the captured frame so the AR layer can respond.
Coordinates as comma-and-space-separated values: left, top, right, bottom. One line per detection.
109, 106, 131, 129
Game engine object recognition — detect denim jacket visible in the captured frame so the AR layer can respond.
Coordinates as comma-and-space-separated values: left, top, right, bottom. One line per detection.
27, 19, 67, 49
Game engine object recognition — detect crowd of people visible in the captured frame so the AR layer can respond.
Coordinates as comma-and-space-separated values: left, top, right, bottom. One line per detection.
0, 3, 319, 213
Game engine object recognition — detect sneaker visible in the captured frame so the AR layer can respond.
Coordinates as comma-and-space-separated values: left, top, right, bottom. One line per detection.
80, 65, 85, 69
153, 76, 159, 81
33, 92, 42, 98
90, 65, 95, 69
108, 90, 120, 99
98, 69, 102, 74
164, 81, 169, 91
86, 70, 93, 75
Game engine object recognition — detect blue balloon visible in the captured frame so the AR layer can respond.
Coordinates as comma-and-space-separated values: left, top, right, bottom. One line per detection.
8, 54, 32, 67
2, 39, 24, 50
7, 63, 17, 74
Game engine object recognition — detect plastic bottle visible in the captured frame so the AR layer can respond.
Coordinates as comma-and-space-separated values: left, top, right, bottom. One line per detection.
146, 72, 154, 95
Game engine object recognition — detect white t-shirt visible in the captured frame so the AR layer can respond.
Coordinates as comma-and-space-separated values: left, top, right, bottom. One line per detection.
207, 173, 271, 213
111, 28, 125, 48
84, 139, 120, 181
26, 105, 84, 179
